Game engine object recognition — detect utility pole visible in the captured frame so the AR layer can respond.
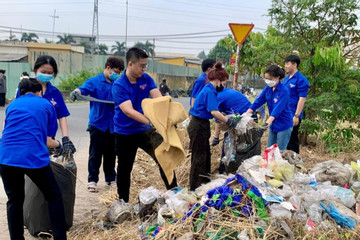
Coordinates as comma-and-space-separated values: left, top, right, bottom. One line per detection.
125, 0, 129, 54
152, 38, 155, 74
49, 9, 59, 43
92, 0, 99, 54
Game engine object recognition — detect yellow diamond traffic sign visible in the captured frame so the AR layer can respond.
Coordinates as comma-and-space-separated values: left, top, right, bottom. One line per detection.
228, 23, 254, 46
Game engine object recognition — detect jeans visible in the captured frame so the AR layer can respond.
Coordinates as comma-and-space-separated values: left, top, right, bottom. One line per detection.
115, 129, 177, 202
268, 127, 293, 150
0, 164, 66, 240
88, 126, 116, 183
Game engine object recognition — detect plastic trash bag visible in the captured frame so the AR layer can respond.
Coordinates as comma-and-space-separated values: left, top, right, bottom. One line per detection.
23, 156, 77, 237
310, 160, 351, 186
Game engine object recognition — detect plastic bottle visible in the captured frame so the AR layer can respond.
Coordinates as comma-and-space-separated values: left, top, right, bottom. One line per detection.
182, 117, 190, 128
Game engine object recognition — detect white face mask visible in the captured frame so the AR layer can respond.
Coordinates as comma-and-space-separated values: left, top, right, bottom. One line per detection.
264, 79, 277, 87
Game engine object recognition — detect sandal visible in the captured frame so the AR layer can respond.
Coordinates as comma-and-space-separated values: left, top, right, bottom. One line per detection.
88, 182, 98, 193
107, 181, 117, 189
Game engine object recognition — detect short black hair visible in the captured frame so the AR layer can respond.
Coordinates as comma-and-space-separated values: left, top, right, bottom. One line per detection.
284, 55, 301, 68
201, 59, 216, 72
19, 78, 42, 96
22, 72, 29, 76
126, 47, 148, 64
105, 57, 124, 71
162, 78, 166, 82
0, 69, 5, 74
265, 65, 285, 79
33, 55, 58, 77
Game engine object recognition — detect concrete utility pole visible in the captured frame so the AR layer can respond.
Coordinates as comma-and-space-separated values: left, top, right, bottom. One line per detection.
49, 9, 59, 42
125, 0, 129, 54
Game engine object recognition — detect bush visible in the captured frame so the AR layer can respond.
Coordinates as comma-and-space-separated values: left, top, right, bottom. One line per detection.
57, 69, 102, 91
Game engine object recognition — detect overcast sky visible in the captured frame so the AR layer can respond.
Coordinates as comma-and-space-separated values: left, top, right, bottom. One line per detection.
0, 0, 272, 56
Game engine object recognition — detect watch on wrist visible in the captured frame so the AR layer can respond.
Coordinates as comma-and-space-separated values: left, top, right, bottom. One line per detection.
294, 114, 300, 118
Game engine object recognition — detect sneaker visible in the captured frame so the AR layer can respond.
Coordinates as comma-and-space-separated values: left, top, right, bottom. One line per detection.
107, 181, 117, 189
88, 182, 98, 193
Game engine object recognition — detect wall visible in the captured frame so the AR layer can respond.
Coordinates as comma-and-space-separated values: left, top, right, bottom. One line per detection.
0, 62, 31, 99
156, 57, 185, 66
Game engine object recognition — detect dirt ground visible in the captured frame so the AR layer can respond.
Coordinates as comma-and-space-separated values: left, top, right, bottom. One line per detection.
1, 130, 360, 240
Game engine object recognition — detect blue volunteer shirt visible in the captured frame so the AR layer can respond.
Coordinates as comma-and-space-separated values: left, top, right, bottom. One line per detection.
190, 83, 218, 120
282, 71, 310, 119
250, 82, 293, 132
190, 72, 207, 104
0, 93, 57, 168
112, 71, 157, 135
16, 82, 70, 119
217, 88, 251, 115
78, 72, 115, 133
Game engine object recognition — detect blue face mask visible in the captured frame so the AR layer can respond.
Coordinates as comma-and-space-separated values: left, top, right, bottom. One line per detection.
37, 73, 54, 83
109, 72, 119, 81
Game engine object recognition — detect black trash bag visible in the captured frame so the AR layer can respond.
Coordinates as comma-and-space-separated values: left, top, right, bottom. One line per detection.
225, 128, 262, 174
170, 89, 179, 98
23, 155, 77, 237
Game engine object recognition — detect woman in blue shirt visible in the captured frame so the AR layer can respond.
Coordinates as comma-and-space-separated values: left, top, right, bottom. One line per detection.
188, 62, 239, 190
245, 65, 293, 150
33, 55, 76, 155
0, 78, 66, 240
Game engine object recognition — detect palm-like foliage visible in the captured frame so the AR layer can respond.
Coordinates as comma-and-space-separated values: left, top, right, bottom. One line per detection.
95, 44, 108, 55
111, 41, 126, 56
21, 32, 39, 42
45, 39, 54, 43
79, 41, 91, 54
57, 34, 76, 44
134, 40, 155, 57
6, 33, 19, 42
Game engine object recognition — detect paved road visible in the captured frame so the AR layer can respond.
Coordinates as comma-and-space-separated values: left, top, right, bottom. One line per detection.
0, 97, 190, 209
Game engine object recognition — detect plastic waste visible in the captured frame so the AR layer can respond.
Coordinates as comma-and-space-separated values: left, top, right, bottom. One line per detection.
106, 199, 132, 223
320, 201, 356, 229
139, 186, 162, 205
309, 173, 317, 188
306, 203, 323, 224
269, 203, 292, 220
181, 117, 190, 128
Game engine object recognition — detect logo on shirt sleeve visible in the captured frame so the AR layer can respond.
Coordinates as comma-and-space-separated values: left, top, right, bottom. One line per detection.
289, 83, 296, 88
50, 98, 57, 106
140, 84, 147, 90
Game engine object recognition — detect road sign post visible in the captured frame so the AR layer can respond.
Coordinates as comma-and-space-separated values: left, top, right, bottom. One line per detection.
228, 23, 254, 89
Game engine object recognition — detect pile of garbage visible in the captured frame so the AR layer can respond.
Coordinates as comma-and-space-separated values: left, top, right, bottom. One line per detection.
105, 143, 360, 239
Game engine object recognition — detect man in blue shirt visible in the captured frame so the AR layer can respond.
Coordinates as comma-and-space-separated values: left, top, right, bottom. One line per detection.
112, 47, 177, 202
190, 58, 216, 107
283, 55, 310, 153
71, 57, 124, 192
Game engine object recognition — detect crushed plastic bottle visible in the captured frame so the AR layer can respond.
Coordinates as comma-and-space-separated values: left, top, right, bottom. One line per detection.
182, 117, 190, 128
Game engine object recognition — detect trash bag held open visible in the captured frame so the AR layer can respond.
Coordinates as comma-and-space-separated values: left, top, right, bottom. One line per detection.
23, 155, 77, 237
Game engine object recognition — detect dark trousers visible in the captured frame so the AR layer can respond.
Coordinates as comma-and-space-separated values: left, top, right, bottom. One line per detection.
115, 129, 177, 202
88, 126, 116, 183
187, 116, 211, 191
0, 164, 66, 240
287, 118, 302, 154
0, 93, 5, 106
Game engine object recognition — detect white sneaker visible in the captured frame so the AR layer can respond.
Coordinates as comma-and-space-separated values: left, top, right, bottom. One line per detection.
88, 182, 98, 193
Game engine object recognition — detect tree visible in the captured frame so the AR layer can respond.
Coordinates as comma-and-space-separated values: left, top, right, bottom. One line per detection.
197, 51, 207, 60
95, 43, 108, 55
134, 40, 155, 57
45, 39, 54, 43
56, 34, 76, 44
20, 32, 39, 42
207, 42, 232, 65
269, 0, 360, 153
111, 41, 126, 56
5, 32, 18, 42
79, 41, 91, 54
